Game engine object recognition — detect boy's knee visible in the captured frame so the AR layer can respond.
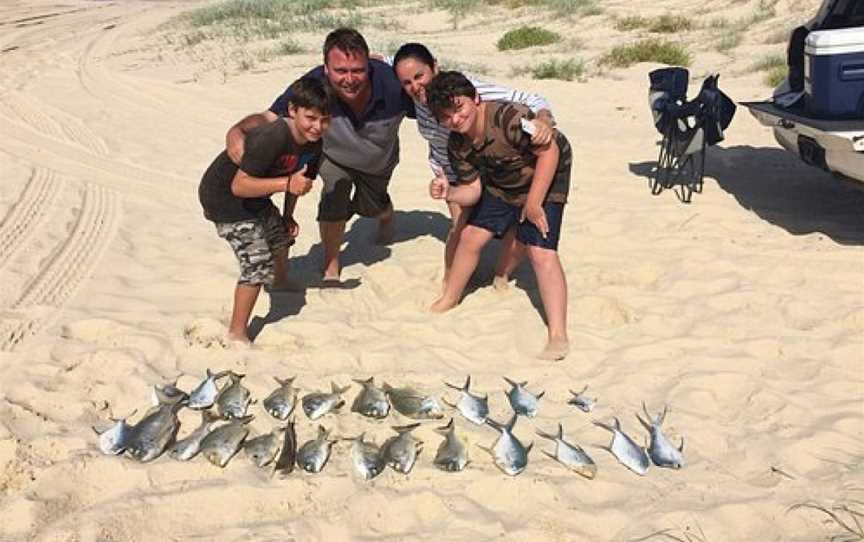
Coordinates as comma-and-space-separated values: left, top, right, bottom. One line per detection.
526, 245, 559, 265
458, 226, 491, 249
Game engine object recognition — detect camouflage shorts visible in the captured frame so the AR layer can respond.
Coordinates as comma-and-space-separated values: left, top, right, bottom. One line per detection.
215, 206, 291, 286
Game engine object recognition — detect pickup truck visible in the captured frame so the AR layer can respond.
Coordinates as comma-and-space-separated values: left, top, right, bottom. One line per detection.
742, 0, 864, 185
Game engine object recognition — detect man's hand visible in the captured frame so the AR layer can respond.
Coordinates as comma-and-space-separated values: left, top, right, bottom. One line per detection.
287, 166, 312, 196
226, 126, 246, 165
285, 216, 300, 238
520, 202, 549, 239
429, 175, 449, 200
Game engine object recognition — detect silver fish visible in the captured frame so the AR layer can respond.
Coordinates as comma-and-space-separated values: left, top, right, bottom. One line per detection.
594, 417, 650, 476
125, 390, 184, 463
567, 385, 597, 413
244, 427, 285, 468
383, 423, 423, 474
263, 376, 300, 421
151, 381, 188, 406
443, 375, 489, 425
274, 419, 297, 475
482, 415, 533, 476
350, 433, 386, 481
433, 418, 469, 472
216, 371, 252, 420
503, 377, 544, 418
92, 410, 136, 455
169, 410, 221, 461
187, 369, 228, 410
200, 415, 252, 468
536, 423, 597, 479
297, 425, 334, 474
302, 382, 349, 420
351, 377, 390, 419
636, 403, 685, 469
383, 383, 444, 420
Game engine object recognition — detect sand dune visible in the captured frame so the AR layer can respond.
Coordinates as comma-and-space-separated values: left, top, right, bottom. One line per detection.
0, 0, 862, 540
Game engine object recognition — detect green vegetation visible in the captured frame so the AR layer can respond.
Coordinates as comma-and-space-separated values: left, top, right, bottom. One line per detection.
512, 58, 584, 80
275, 38, 304, 55
764, 28, 789, 44
750, 54, 785, 72
599, 39, 691, 68
497, 26, 561, 51
441, 58, 491, 75
764, 65, 788, 87
615, 16, 648, 31
717, 33, 742, 52
649, 15, 693, 33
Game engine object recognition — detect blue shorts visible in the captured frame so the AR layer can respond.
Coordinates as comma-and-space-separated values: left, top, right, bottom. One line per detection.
467, 191, 564, 251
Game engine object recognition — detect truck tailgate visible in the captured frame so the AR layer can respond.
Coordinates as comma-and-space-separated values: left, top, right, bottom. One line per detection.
741, 101, 864, 152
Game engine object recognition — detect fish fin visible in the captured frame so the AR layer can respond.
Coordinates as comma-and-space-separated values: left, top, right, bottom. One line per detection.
541, 450, 558, 462
382, 382, 393, 393
678, 436, 685, 453
660, 404, 669, 425
536, 390, 546, 400
475, 443, 495, 459
635, 412, 652, 432
213, 370, 231, 380
275, 376, 296, 387
443, 380, 462, 391
502, 376, 519, 389
535, 427, 557, 441
464, 375, 471, 391
435, 418, 455, 434
506, 413, 518, 432
525, 441, 534, 455
592, 419, 614, 433
202, 410, 220, 424
485, 417, 504, 432
392, 422, 422, 433
237, 415, 255, 425
352, 377, 374, 386
440, 396, 457, 409
91, 425, 102, 436
557, 422, 564, 440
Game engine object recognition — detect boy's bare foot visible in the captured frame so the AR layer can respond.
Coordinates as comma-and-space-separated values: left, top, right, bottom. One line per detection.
430, 296, 458, 313
492, 275, 510, 291
322, 263, 341, 282
226, 330, 251, 345
538, 338, 569, 361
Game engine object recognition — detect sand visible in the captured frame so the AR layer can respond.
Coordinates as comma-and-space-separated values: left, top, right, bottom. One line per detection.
0, 0, 862, 540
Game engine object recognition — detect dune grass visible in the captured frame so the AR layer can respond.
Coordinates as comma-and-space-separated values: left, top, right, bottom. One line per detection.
615, 16, 649, 31
615, 14, 693, 33
529, 58, 584, 80
600, 39, 691, 68
497, 26, 561, 50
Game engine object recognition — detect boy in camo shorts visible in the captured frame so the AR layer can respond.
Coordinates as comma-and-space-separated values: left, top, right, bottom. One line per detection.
199, 78, 332, 343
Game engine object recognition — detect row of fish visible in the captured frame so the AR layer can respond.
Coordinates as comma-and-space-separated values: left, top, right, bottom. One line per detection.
92, 370, 684, 478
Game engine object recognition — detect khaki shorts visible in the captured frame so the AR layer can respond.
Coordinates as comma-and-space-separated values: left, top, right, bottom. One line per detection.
317, 157, 392, 222
215, 205, 290, 286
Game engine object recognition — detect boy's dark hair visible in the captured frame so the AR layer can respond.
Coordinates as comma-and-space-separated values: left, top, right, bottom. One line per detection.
425, 71, 477, 121
393, 42, 436, 70
323, 28, 369, 63
287, 78, 332, 115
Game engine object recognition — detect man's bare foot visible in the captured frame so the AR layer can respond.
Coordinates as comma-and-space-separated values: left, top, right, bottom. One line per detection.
492, 275, 511, 291
538, 338, 569, 361
430, 296, 458, 313
322, 262, 341, 282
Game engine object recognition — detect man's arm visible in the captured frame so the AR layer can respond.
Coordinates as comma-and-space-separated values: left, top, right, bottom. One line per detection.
225, 110, 279, 164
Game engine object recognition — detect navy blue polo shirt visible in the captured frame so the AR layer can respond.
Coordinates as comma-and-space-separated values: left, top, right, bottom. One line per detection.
270, 59, 415, 178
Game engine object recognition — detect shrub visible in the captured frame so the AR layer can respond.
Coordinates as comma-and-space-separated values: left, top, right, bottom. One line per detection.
764, 65, 788, 87
615, 16, 648, 31
529, 58, 584, 80
599, 39, 691, 68
649, 15, 693, 33
497, 26, 561, 50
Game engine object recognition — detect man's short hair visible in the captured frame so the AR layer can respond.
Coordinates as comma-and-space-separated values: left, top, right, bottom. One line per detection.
288, 78, 332, 115
425, 71, 477, 121
323, 28, 369, 63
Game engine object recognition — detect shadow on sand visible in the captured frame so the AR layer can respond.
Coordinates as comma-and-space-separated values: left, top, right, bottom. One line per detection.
629, 144, 864, 245
248, 209, 451, 340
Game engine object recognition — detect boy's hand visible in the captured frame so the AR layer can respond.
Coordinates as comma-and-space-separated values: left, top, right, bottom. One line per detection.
287, 166, 312, 196
530, 120, 554, 146
520, 203, 549, 239
429, 175, 449, 200
285, 216, 300, 238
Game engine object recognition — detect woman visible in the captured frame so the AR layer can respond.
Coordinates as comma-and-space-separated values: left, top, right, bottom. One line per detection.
392, 43, 557, 289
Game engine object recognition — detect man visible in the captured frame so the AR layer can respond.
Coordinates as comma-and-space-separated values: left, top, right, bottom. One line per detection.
226, 28, 415, 283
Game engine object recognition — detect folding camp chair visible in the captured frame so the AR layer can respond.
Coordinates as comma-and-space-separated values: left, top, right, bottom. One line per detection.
648, 67, 736, 203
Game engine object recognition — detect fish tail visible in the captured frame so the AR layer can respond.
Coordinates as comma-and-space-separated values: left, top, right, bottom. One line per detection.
502, 376, 519, 389
392, 422, 421, 433
435, 418, 455, 434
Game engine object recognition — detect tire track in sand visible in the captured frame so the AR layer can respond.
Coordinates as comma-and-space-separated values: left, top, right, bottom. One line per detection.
1, 182, 120, 351
0, 167, 61, 270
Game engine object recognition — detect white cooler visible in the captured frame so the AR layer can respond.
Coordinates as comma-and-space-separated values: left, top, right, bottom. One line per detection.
804, 26, 864, 119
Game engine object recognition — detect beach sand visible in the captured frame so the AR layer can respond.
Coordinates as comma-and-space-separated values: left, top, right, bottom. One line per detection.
0, 0, 862, 540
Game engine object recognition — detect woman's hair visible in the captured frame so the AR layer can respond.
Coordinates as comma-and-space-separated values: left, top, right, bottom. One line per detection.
426, 71, 477, 120
287, 78, 332, 115
393, 42, 436, 70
